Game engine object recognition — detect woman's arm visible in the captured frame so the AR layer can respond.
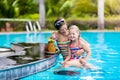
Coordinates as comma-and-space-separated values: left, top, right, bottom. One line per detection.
80, 37, 90, 47
61, 47, 71, 64
51, 31, 57, 39
80, 40, 91, 61
75, 49, 84, 57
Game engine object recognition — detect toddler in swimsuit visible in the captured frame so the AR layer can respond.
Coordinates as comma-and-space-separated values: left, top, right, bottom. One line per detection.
61, 25, 93, 69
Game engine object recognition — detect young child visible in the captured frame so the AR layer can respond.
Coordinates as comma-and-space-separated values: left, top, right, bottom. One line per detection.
61, 25, 93, 69
51, 18, 89, 60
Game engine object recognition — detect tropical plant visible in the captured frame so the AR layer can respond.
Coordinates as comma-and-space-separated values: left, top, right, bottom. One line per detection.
45, 0, 77, 19
71, 0, 97, 17
0, 0, 37, 18
105, 0, 120, 15
0, 0, 19, 18
0, 0, 38, 30
17, 0, 37, 15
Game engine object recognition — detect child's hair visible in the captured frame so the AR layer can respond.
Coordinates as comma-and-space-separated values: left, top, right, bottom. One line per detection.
69, 25, 80, 37
54, 18, 65, 30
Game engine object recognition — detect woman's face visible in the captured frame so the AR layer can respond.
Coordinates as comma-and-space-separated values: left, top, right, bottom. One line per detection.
69, 29, 79, 41
59, 24, 68, 34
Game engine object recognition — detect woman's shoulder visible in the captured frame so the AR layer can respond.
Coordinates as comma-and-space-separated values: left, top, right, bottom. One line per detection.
52, 31, 58, 34
79, 39, 91, 49
79, 39, 86, 46
51, 31, 58, 39
79, 38, 90, 47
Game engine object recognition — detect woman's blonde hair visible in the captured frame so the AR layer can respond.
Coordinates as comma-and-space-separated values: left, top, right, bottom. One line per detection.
69, 25, 80, 36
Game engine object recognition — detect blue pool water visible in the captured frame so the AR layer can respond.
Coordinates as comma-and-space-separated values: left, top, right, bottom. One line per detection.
0, 32, 120, 80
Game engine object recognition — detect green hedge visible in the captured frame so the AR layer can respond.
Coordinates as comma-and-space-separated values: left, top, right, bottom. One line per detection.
46, 19, 120, 30
1, 18, 120, 32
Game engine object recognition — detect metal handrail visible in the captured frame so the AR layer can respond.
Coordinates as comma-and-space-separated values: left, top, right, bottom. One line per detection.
25, 21, 41, 32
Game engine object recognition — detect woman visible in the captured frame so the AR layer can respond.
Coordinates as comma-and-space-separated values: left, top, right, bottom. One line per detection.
51, 18, 70, 60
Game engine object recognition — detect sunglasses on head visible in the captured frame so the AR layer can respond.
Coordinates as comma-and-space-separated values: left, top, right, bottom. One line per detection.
55, 19, 65, 27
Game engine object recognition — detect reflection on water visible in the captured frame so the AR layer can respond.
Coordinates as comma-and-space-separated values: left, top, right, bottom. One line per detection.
26, 33, 50, 43
0, 43, 51, 70
96, 32, 107, 50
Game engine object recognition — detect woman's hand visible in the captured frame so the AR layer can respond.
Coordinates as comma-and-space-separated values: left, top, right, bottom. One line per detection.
75, 49, 84, 57
60, 61, 67, 67
80, 58, 86, 65
60, 61, 65, 65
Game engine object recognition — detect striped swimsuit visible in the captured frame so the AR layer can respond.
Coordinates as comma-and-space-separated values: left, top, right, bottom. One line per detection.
69, 42, 84, 59
53, 32, 70, 60
57, 41, 70, 60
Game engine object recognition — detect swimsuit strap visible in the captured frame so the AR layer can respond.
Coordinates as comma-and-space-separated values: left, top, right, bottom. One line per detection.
69, 40, 82, 49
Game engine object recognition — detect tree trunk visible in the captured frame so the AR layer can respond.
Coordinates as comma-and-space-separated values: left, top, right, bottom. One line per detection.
39, 0, 46, 28
98, 0, 104, 30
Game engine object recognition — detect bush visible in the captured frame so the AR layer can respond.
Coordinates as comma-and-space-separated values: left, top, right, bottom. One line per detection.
45, 18, 98, 30
1, 18, 120, 32
18, 14, 39, 20
46, 18, 120, 30
67, 19, 97, 30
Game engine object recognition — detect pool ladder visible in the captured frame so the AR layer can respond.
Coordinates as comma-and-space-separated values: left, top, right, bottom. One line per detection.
25, 21, 41, 32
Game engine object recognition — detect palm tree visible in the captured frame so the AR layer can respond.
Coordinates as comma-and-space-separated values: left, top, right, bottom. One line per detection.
98, 0, 104, 29
71, 0, 97, 17
39, 0, 45, 28
0, 0, 37, 31
38, 0, 76, 28
105, 0, 120, 15
0, 0, 37, 18
45, 0, 76, 18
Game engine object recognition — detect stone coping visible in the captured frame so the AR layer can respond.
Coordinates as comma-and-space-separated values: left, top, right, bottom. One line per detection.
0, 30, 119, 35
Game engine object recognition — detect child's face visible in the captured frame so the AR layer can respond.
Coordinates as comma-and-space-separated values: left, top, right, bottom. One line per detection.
59, 24, 68, 34
69, 29, 79, 41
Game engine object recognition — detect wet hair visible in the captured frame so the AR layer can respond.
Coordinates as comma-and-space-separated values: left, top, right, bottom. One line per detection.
69, 25, 80, 37
54, 18, 65, 30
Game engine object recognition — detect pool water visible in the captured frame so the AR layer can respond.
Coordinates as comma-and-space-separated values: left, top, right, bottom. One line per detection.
0, 32, 51, 48
0, 32, 120, 80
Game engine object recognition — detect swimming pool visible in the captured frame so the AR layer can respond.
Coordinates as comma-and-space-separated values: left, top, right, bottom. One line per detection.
0, 32, 120, 80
